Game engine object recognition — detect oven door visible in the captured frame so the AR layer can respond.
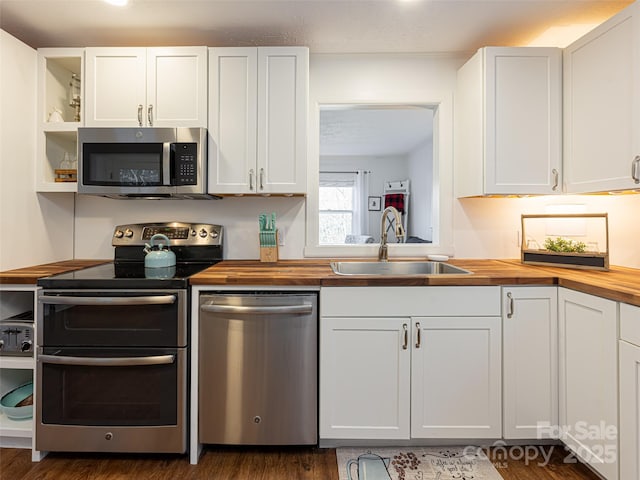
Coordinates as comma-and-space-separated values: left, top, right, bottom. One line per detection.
38, 290, 186, 348
36, 347, 186, 453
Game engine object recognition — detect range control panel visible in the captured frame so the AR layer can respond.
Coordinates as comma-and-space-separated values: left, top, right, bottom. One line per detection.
112, 222, 223, 247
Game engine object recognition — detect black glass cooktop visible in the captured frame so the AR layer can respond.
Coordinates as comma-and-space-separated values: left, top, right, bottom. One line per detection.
37, 262, 217, 289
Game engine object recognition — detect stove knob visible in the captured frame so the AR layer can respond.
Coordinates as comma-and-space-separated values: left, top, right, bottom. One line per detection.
191, 229, 197, 236
199, 229, 207, 238
124, 229, 134, 238
114, 230, 124, 238
20, 339, 32, 352
210, 231, 218, 238
0, 339, 4, 350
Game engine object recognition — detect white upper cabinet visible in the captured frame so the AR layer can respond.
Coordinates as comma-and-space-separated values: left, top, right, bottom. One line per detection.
455, 47, 562, 197
208, 47, 308, 195
85, 47, 207, 127
564, 1, 640, 193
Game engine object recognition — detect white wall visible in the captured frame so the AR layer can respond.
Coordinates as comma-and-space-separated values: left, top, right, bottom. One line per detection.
407, 138, 433, 241
454, 194, 640, 269
73, 195, 306, 260
0, 30, 74, 270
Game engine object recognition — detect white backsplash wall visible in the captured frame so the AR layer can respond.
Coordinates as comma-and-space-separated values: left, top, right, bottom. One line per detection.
73, 195, 306, 260
453, 194, 640, 269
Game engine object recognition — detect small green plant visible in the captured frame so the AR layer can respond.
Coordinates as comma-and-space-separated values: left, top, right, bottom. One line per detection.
543, 237, 587, 253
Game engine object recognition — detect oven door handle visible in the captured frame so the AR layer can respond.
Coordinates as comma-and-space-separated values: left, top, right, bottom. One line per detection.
38, 354, 175, 367
38, 294, 176, 306
200, 303, 313, 315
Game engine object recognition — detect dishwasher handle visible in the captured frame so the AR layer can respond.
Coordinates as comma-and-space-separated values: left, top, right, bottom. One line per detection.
200, 303, 313, 315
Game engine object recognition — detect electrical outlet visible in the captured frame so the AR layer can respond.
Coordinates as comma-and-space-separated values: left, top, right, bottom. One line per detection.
278, 229, 285, 246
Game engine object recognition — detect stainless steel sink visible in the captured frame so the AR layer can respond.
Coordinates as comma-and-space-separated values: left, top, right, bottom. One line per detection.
330, 261, 472, 276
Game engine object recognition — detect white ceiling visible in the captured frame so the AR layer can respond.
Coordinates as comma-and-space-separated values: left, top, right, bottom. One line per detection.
0, 0, 633, 53
320, 106, 434, 156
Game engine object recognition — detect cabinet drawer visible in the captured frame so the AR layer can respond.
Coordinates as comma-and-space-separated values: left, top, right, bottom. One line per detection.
320, 286, 500, 317
620, 303, 640, 347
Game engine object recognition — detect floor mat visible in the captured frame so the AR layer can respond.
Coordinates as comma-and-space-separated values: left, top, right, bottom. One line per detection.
336, 446, 503, 480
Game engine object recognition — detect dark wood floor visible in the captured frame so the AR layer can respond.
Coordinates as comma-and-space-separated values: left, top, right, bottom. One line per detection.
0, 445, 601, 480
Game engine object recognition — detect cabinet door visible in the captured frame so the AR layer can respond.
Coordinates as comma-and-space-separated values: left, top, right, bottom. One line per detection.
85, 47, 146, 127
484, 47, 562, 195
208, 48, 258, 193
455, 47, 562, 197
559, 288, 618, 480
319, 317, 410, 440
256, 47, 308, 194
146, 47, 207, 127
620, 340, 640, 480
411, 316, 502, 438
619, 303, 640, 480
503, 287, 558, 439
564, 2, 640, 193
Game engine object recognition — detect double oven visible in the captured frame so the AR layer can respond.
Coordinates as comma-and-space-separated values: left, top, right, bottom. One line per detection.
36, 222, 223, 454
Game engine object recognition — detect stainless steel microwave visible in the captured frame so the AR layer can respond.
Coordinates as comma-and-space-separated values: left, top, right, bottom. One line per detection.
78, 127, 215, 199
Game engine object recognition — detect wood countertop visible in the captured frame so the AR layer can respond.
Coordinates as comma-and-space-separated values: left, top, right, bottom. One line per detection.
0, 260, 110, 285
2, 258, 638, 307
190, 258, 640, 306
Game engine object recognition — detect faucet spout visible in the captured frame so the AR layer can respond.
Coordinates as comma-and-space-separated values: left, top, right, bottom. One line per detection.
378, 206, 405, 261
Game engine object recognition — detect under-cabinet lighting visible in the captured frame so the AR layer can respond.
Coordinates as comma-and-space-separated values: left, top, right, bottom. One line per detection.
528, 24, 598, 47
104, 0, 128, 6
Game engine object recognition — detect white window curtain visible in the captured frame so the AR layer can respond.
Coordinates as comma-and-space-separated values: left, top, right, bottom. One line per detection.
353, 170, 369, 235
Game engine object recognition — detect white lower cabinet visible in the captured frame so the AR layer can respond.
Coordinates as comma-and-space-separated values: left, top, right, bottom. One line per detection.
619, 302, 640, 480
319, 286, 502, 441
559, 288, 618, 480
411, 316, 502, 438
502, 286, 558, 439
319, 317, 411, 439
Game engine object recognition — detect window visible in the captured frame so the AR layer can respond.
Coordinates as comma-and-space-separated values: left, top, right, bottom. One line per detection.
318, 172, 357, 244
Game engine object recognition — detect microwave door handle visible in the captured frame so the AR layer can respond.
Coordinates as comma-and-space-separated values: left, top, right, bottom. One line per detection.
39, 354, 175, 367
38, 294, 176, 306
163, 142, 171, 185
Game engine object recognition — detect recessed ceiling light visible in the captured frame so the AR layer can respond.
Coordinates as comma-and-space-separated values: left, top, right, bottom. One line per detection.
104, 0, 128, 6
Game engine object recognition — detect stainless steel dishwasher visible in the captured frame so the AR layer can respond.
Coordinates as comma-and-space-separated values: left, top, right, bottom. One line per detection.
198, 292, 317, 445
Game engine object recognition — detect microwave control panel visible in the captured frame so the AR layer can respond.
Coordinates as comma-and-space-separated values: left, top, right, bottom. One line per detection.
171, 143, 198, 185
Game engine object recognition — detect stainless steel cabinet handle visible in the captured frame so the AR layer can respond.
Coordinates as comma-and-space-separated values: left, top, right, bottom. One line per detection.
201, 303, 313, 315
552, 168, 559, 191
137, 104, 143, 126
39, 354, 175, 367
259, 168, 265, 190
249, 169, 255, 190
147, 105, 153, 126
402, 323, 408, 350
415, 322, 421, 348
39, 294, 176, 306
506, 292, 514, 319
633, 155, 640, 184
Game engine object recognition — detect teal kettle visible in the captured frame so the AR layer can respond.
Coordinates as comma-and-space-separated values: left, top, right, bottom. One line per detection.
143, 234, 176, 278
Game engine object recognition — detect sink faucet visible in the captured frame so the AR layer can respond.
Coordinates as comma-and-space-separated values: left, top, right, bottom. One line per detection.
378, 206, 405, 261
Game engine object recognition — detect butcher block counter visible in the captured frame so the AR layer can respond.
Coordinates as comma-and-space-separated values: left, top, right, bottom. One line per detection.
189, 258, 640, 307
1, 258, 638, 307
0, 259, 109, 285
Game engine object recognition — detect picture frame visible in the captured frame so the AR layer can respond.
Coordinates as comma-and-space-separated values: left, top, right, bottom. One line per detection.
368, 196, 381, 211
